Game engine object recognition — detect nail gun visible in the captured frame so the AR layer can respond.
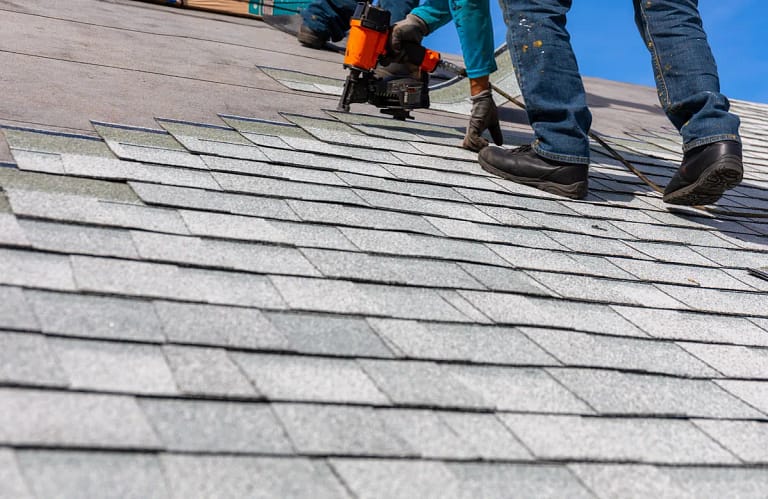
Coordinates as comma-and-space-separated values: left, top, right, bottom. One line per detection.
336, 1, 465, 120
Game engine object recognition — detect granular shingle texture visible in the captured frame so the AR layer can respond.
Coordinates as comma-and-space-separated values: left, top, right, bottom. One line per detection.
2, 0, 768, 496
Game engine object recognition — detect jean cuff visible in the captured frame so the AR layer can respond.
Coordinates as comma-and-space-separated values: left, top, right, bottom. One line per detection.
533, 142, 590, 165
683, 134, 741, 152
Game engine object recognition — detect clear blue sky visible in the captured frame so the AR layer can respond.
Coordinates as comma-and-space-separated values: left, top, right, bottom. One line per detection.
424, 0, 768, 104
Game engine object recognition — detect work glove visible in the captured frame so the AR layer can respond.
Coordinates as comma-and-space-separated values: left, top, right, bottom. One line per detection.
390, 14, 429, 55
462, 89, 504, 152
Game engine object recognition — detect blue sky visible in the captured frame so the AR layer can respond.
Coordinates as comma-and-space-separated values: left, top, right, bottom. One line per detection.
424, 0, 768, 103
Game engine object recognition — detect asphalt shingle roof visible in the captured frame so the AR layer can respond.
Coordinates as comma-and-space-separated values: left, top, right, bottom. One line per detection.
2, 0, 768, 497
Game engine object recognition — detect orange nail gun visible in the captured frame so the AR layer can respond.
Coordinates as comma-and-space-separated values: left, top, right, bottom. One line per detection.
336, 1, 464, 120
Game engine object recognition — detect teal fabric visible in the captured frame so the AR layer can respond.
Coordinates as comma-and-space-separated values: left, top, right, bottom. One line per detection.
411, 0, 496, 78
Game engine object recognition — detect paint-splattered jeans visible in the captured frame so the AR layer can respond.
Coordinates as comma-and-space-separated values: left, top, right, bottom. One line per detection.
302, 0, 419, 42
500, 0, 741, 164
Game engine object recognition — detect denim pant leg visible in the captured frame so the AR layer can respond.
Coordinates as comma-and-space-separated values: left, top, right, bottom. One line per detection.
301, 0, 358, 41
633, 0, 740, 151
501, 0, 592, 164
380, 0, 421, 24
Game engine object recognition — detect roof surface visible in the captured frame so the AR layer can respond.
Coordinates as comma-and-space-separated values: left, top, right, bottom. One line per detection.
2, 1, 768, 498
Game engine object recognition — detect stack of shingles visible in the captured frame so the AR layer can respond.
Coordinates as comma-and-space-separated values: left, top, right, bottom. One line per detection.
1, 105, 768, 498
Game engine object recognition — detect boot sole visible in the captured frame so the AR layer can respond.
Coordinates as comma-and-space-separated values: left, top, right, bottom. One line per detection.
663, 156, 743, 206
479, 157, 588, 200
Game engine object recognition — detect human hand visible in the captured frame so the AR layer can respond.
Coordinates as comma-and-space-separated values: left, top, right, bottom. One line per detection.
390, 14, 428, 54
462, 89, 503, 152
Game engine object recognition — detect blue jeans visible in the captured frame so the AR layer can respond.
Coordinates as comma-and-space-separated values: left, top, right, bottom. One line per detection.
501, 0, 741, 164
302, 0, 419, 42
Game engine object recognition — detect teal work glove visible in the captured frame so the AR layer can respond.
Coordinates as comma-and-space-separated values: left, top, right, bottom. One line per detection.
463, 89, 504, 152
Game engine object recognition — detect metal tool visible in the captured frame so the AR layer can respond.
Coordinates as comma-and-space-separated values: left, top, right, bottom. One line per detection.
336, 1, 461, 120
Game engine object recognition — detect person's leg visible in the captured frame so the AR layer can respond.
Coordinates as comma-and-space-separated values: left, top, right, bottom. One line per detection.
300, 0, 358, 43
634, 0, 742, 205
502, 0, 591, 164
478, 0, 590, 199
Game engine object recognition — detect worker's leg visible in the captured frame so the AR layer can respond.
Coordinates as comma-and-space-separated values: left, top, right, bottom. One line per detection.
300, 0, 358, 42
500, 0, 591, 164
380, 0, 422, 24
632, 0, 740, 150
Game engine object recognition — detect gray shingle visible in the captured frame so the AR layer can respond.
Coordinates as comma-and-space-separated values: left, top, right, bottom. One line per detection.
457, 262, 553, 295
475, 205, 543, 228
50, 338, 178, 395
624, 239, 720, 266
390, 153, 479, 175
439, 412, 533, 460
0, 248, 76, 290
677, 342, 768, 378
409, 141, 478, 160
19, 219, 140, 258
514, 211, 634, 240
486, 244, 630, 279
16, 451, 169, 499
214, 171, 367, 205
568, 464, 693, 499
716, 380, 768, 415
337, 172, 468, 202
424, 216, 565, 249
436, 289, 494, 324
0, 286, 38, 330
273, 403, 413, 456
694, 420, 768, 463
548, 368, 762, 418
352, 189, 496, 223
500, 414, 737, 464
130, 231, 320, 276
612, 306, 768, 346
543, 231, 647, 258
360, 283, 487, 322
461, 292, 648, 337
154, 301, 288, 350
329, 459, 459, 499
0, 168, 136, 201
688, 245, 768, 269
163, 346, 257, 397
288, 199, 441, 235
340, 227, 510, 266
666, 466, 768, 498
266, 312, 394, 357
180, 210, 357, 250
270, 275, 384, 315
139, 399, 292, 453
447, 365, 593, 413
6, 189, 190, 235
376, 409, 477, 459
162, 454, 350, 499
105, 141, 207, 170
521, 328, 718, 377
655, 284, 768, 316
130, 182, 299, 221
159, 129, 270, 162
301, 248, 483, 289
27, 291, 164, 342
367, 319, 557, 365
525, 271, 685, 308
72, 256, 287, 308
456, 187, 580, 215
0, 212, 29, 246
606, 257, 754, 290
382, 163, 502, 191
231, 353, 389, 404
359, 359, 486, 409
0, 388, 160, 448
448, 463, 595, 499
202, 154, 346, 185
0, 331, 67, 387
259, 145, 396, 179
610, 221, 739, 248
0, 449, 32, 499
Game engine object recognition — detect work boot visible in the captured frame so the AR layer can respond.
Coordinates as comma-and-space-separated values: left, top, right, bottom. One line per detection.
479, 144, 589, 199
297, 24, 328, 49
663, 140, 743, 206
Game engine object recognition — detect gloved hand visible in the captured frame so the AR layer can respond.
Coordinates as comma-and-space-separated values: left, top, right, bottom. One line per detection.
390, 14, 429, 54
462, 89, 504, 152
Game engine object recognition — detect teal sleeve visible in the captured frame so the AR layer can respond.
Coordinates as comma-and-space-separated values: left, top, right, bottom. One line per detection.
410, 0, 453, 33
449, 0, 497, 78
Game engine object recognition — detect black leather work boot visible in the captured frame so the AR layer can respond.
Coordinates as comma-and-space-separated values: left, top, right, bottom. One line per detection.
663, 140, 743, 206
479, 144, 589, 199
